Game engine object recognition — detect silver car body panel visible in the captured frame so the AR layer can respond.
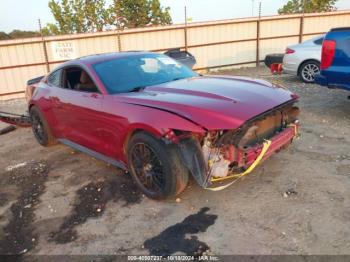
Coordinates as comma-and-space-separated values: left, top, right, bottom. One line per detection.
283, 35, 324, 76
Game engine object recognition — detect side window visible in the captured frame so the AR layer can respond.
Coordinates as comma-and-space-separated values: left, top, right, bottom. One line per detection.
63, 67, 99, 93
47, 70, 61, 87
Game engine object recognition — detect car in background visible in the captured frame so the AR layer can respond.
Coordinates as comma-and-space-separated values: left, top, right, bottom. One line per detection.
164, 48, 196, 69
315, 27, 350, 92
25, 52, 300, 199
283, 35, 324, 83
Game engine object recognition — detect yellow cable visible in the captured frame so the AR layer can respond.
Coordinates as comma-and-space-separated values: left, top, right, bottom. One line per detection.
205, 123, 299, 191
288, 123, 299, 137
205, 139, 272, 191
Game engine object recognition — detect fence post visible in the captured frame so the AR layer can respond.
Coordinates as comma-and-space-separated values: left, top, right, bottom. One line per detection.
116, 31, 122, 52
256, 19, 260, 67
256, 2, 261, 67
184, 6, 188, 51
38, 19, 50, 73
299, 15, 304, 43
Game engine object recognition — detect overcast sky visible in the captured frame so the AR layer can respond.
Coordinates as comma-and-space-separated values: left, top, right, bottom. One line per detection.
1, 0, 350, 32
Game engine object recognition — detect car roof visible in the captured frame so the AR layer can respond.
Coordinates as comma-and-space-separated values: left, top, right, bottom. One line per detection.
288, 34, 324, 49
63, 51, 154, 67
302, 34, 325, 44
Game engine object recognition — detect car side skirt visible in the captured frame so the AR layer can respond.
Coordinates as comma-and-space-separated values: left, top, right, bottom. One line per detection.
58, 138, 127, 170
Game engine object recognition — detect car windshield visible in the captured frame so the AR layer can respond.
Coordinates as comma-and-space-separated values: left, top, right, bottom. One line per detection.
93, 53, 198, 94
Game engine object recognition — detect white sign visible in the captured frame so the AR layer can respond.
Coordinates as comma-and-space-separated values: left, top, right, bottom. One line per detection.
51, 41, 77, 61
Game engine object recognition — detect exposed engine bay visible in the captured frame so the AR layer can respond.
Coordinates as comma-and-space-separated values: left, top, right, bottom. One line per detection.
201, 103, 300, 179
175, 101, 300, 188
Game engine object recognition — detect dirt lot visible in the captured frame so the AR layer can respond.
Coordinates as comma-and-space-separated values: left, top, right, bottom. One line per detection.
0, 67, 349, 257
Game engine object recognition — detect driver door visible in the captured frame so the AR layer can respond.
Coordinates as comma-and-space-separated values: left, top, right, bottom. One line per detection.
56, 66, 104, 152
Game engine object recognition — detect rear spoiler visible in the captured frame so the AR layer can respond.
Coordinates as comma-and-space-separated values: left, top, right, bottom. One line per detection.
27, 76, 44, 86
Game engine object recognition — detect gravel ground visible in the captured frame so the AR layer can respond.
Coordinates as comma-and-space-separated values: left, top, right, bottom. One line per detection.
0, 66, 349, 257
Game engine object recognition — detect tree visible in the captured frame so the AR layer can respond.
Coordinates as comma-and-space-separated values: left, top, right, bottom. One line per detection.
45, 0, 172, 35
8, 30, 40, 39
0, 30, 41, 40
112, 0, 172, 28
47, 0, 113, 34
0, 32, 11, 40
149, 0, 172, 26
278, 0, 337, 14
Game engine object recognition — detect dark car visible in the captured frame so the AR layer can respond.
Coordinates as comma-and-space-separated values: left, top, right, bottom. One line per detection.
315, 27, 350, 91
26, 52, 300, 199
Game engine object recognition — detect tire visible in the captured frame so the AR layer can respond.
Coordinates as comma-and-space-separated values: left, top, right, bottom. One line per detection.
264, 53, 284, 68
30, 106, 57, 147
299, 61, 320, 83
127, 132, 189, 199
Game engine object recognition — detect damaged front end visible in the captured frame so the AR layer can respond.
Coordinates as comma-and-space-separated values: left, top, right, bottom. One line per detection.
168, 101, 300, 190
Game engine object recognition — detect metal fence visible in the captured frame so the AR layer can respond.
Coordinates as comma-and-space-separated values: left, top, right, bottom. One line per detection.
1, 10, 350, 100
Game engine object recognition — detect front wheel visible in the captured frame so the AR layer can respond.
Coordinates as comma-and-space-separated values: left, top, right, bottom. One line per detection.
299, 61, 320, 83
127, 132, 189, 199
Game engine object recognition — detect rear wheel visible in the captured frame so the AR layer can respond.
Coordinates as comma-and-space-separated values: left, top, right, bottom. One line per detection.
127, 132, 189, 199
299, 61, 320, 83
30, 106, 57, 146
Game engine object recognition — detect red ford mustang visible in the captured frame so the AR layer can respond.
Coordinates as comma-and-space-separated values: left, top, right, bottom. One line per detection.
27, 52, 300, 199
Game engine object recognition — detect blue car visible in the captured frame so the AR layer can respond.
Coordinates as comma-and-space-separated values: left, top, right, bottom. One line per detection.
315, 27, 350, 91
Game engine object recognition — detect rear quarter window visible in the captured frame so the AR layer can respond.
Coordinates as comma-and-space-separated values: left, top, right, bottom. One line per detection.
47, 70, 61, 87
314, 37, 324, 45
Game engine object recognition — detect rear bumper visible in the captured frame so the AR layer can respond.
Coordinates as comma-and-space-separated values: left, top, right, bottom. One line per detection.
315, 74, 328, 86
282, 55, 298, 76
315, 74, 350, 91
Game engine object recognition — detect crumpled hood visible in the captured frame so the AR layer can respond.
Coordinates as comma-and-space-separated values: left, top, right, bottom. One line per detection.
118, 76, 296, 130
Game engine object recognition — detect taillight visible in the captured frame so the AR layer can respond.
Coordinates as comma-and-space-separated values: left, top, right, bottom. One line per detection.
285, 48, 295, 54
321, 40, 336, 70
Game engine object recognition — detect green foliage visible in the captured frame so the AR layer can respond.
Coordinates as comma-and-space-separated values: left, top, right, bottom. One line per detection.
9, 30, 40, 38
0, 32, 11, 40
41, 23, 60, 36
45, 0, 172, 35
0, 30, 40, 41
278, 0, 337, 14
148, 0, 172, 26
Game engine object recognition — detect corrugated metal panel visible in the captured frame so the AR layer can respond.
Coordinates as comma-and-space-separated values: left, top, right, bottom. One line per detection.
121, 29, 184, 51
259, 36, 299, 60
190, 40, 256, 69
0, 65, 46, 93
303, 13, 350, 34
0, 93, 25, 101
187, 22, 256, 46
260, 18, 300, 38
0, 42, 45, 67
46, 35, 118, 62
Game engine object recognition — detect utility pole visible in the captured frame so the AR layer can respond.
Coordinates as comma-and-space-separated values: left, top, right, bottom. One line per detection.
38, 19, 50, 73
256, 2, 262, 72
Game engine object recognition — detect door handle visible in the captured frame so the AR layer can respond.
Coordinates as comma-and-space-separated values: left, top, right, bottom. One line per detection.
83, 93, 99, 98
90, 93, 99, 98
50, 96, 60, 103
50, 96, 63, 108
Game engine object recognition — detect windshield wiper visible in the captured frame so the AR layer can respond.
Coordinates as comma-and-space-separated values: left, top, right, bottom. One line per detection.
129, 86, 146, 93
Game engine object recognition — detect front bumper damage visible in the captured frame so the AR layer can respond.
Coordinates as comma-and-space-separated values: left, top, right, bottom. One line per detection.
178, 124, 299, 191
174, 102, 300, 191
